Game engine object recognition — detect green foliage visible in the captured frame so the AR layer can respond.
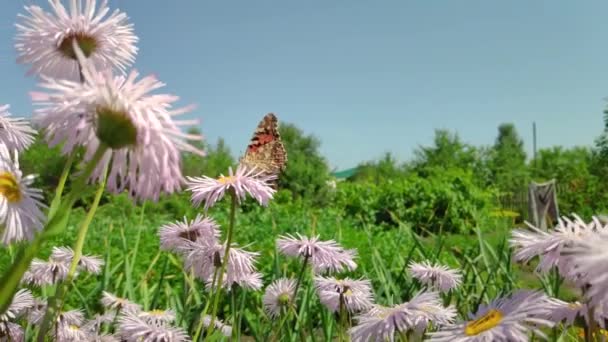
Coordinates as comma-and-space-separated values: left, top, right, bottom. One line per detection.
181, 127, 234, 178
350, 152, 407, 183
335, 168, 497, 234
277, 122, 332, 205
411, 129, 480, 174
488, 123, 529, 195
530, 146, 608, 218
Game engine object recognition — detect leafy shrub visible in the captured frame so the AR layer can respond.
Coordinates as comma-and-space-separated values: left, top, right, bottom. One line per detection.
334, 168, 497, 234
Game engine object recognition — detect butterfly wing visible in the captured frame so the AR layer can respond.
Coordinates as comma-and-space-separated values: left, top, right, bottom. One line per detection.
240, 113, 287, 180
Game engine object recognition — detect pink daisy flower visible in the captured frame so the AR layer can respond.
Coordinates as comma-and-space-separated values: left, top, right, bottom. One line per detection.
315, 277, 374, 314
0, 105, 36, 152
159, 214, 220, 252
0, 144, 46, 245
31, 43, 204, 201
179, 239, 261, 290
509, 215, 606, 285
51, 246, 104, 274
263, 278, 297, 318
277, 233, 357, 273
428, 291, 563, 342
350, 291, 454, 341
408, 261, 462, 293
185, 165, 276, 210
117, 310, 190, 342
15, 0, 138, 80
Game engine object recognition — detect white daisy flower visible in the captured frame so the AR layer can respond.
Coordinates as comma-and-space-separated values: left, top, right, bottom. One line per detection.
0, 144, 46, 245
15, 0, 138, 80
0, 105, 36, 152
428, 291, 562, 341
31, 43, 204, 201
277, 233, 357, 274
263, 278, 297, 318
0, 288, 34, 340
408, 260, 462, 293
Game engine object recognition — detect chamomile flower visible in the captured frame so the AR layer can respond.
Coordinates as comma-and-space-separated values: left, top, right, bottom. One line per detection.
31, 43, 204, 202
277, 233, 357, 273
15, 0, 137, 79
186, 165, 276, 210
315, 277, 374, 313
0, 105, 36, 152
428, 291, 562, 342
409, 261, 462, 293
0, 144, 46, 245
263, 278, 297, 318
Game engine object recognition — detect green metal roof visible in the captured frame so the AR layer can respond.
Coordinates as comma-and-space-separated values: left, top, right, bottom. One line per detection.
331, 167, 358, 179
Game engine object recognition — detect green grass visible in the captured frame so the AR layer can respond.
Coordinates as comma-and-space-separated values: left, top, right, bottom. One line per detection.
0, 193, 589, 341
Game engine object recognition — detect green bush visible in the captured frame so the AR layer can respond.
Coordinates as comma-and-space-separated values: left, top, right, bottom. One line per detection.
334, 168, 497, 234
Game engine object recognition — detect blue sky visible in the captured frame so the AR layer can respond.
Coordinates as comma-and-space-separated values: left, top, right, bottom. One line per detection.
0, 1, 607, 170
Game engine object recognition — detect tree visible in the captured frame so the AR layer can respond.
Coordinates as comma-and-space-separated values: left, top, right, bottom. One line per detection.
181, 127, 234, 178
488, 123, 529, 196
351, 152, 405, 183
410, 129, 479, 174
277, 123, 331, 204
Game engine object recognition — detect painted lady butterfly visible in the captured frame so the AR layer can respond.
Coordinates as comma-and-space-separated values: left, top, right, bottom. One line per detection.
240, 113, 287, 184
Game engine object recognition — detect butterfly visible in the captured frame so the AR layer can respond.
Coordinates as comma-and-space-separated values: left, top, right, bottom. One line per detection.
239, 113, 287, 185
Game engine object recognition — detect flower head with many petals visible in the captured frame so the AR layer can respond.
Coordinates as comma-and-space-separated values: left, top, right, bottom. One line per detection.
409, 260, 462, 293
0, 105, 36, 152
16, 0, 138, 80
0, 144, 46, 245
263, 278, 297, 318
315, 277, 374, 314
350, 291, 455, 341
277, 233, 357, 274
186, 165, 276, 210
31, 43, 204, 201
428, 291, 563, 342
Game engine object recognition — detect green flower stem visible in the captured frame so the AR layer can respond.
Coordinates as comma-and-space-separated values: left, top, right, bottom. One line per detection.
338, 294, 347, 342
48, 151, 76, 219
36, 145, 109, 342
0, 144, 108, 315
207, 191, 238, 337
192, 266, 220, 341
291, 255, 309, 332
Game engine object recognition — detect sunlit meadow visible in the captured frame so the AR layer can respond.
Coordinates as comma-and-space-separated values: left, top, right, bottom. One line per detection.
1, 1, 608, 341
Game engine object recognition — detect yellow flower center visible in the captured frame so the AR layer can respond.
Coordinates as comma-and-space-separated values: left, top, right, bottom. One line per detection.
58, 32, 98, 59
465, 309, 503, 336
0, 172, 21, 203
150, 309, 165, 317
217, 176, 234, 184
95, 106, 137, 149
